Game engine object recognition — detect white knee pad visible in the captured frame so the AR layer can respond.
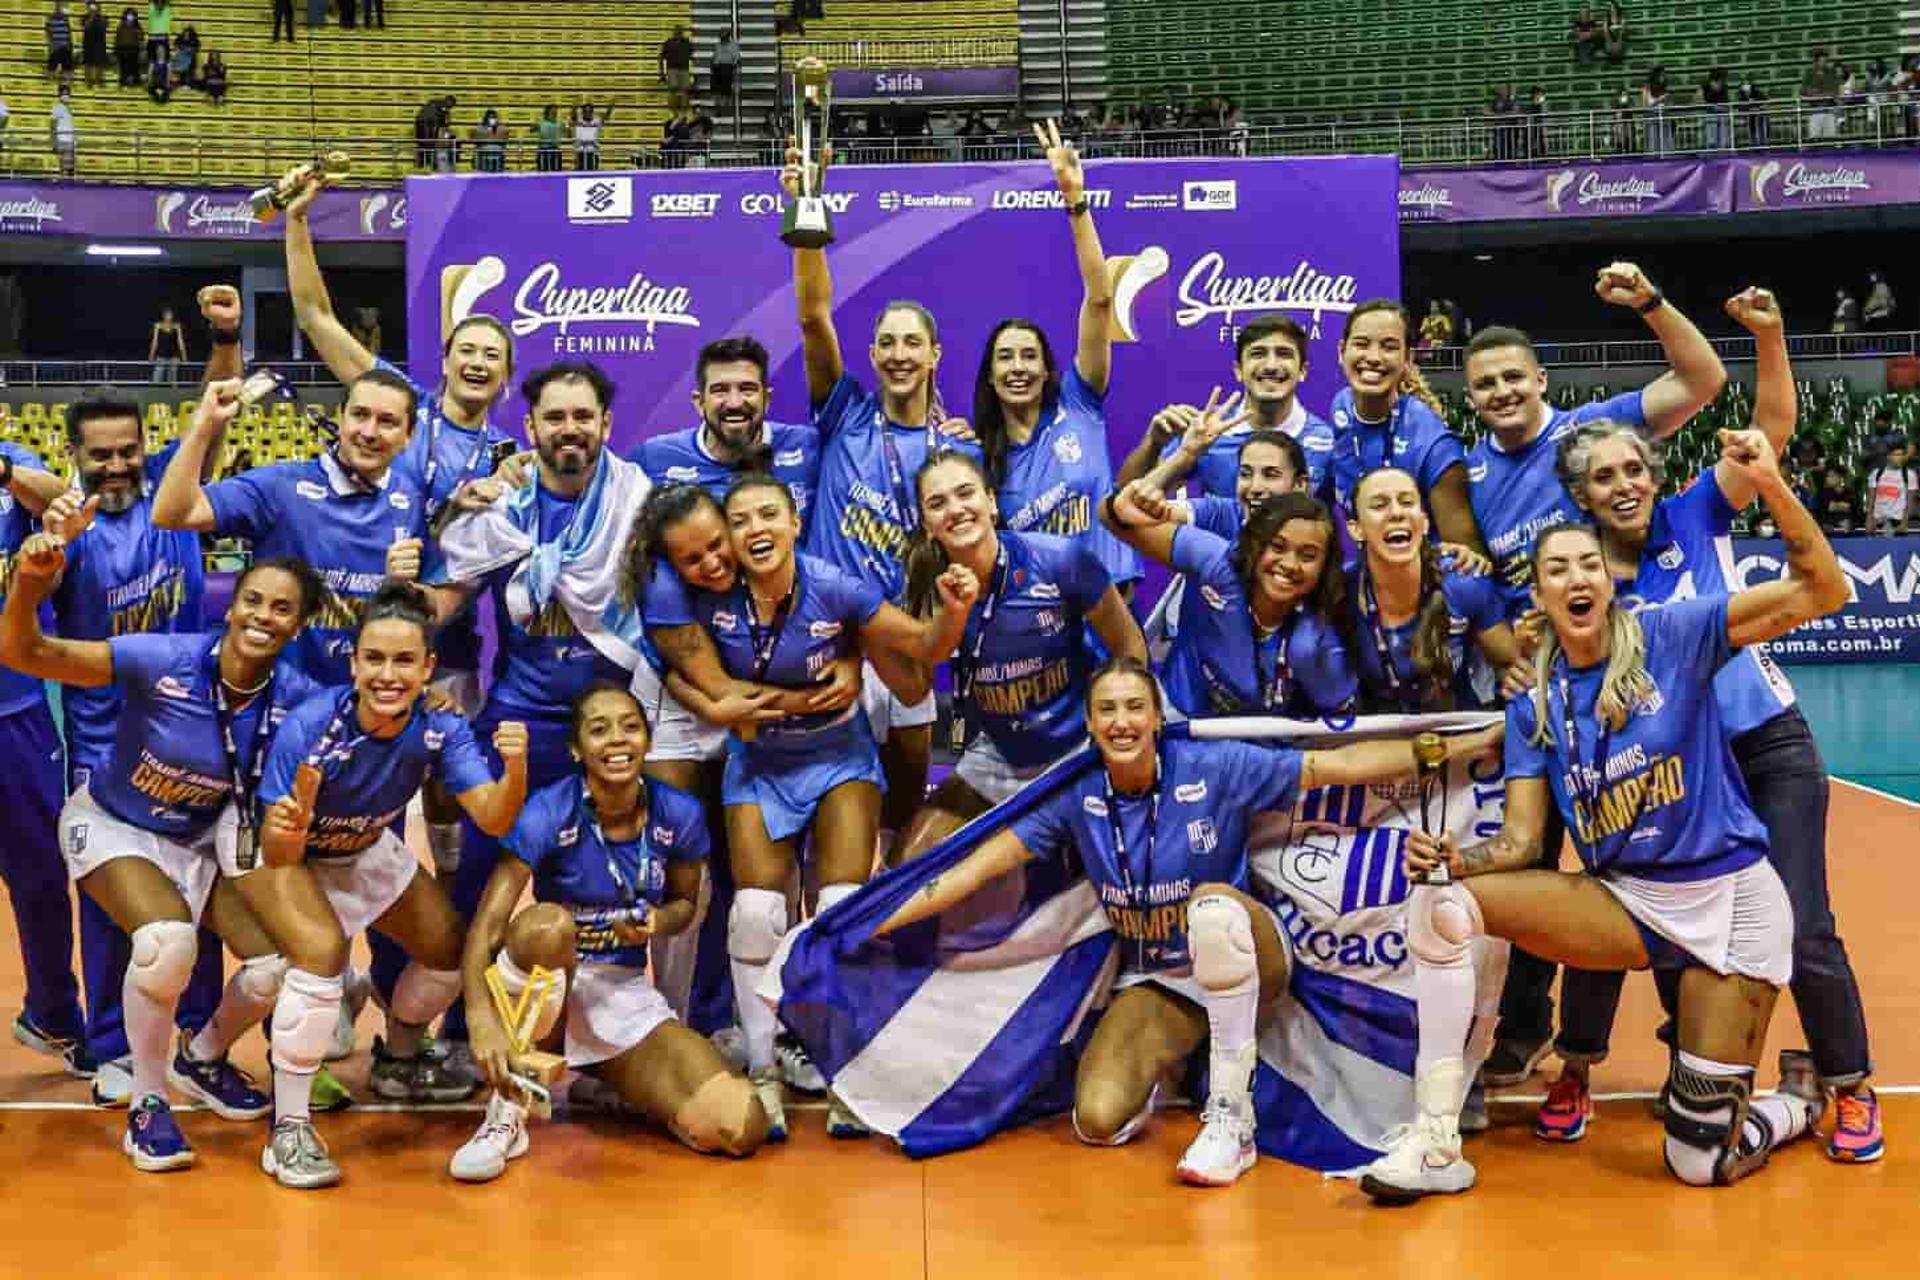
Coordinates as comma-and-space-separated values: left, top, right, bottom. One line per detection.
492, 950, 566, 1042
671, 1072, 763, 1157
1188, 895, 1257, 994
236, 953, 290, 1004
1406, 882, 1485, 967
391, 963, 463, 1026
816, 882, 861, 917
128, 920, 198, 1004
728, 888, 789, 965
271, 968, 345, 1076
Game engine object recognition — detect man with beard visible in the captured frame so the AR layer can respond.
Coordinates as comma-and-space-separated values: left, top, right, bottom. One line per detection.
1114, 314, 1334, 500
425, 361, 652, 1046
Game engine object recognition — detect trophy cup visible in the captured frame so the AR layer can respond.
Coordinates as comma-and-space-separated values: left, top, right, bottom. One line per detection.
485, 962, 568, 1117
249, 150, 352, 224
1413, 731, 1451, 885
781, 57, 835, 248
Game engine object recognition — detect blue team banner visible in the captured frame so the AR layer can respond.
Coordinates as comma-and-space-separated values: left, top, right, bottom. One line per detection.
1730, 536, 1920, 663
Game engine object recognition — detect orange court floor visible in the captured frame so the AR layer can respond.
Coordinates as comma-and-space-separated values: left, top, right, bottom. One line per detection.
0, 779, 1913, 1280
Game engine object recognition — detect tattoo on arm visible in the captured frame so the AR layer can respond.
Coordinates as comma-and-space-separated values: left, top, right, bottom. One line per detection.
1459, 829, 1539, 876
656, 626, 705, 660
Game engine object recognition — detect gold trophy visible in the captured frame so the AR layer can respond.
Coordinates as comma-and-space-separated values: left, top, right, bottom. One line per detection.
781, 57, 835, 248
249, 151, 352, 224
1413, 732, 1451, 885
485, 962, 568, 1117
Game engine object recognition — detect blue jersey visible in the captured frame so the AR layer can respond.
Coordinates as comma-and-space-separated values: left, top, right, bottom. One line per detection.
1505, 595, 1767, 883
1617, 474, 1796, 736
1185, 495, 1244, 541
1467, 391, 1647, 615
955, 532, 1111, 769
260, 691, 496, 858
503, 774, 710, 969
0, 443, 55, 717
1327, 390, 1466, 516
54, 444, 206, 774
91, 633, 319, 839
205, 452, 429, 684
1348, 569, 1505, 712
997, 368, 1140, 586
380, 358, 516, 674
1010, 736, 1303, 973
805, 373, 982, 601
634, 421, 821, 527
1161, 524, 1356, 719
1163, 402, 1336, 501
645, 551, 882, 759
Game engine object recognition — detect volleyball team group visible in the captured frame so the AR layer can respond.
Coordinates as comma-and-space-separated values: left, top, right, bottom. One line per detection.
0, 123, 1880, 1200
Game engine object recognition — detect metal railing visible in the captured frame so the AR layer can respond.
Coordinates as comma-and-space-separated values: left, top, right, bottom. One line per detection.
0, 97, 1916, 186
0, 360, 340, 389
777, 35, 1019, 69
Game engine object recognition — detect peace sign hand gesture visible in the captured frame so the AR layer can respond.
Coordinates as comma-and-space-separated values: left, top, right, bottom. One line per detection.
1032, 119, 1084, 204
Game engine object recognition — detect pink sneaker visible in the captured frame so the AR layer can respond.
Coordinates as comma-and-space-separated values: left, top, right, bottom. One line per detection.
1533, 1074, 1593, 1143
1828, 1088, 1884, 1164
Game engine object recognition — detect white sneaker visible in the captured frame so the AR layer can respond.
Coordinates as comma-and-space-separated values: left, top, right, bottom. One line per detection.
92, 1056, 133, 1108
1176, 1096, 1258, 1187
450, 1093, 530, 1184
826, 1092, 869, 1139
1360, 1057, 1477, 1205
777, 1036, 826, 1095
326, 971, 372, 1063
750, 1066, 788, 1143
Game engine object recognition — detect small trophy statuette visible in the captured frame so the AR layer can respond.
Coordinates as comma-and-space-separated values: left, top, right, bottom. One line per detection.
1413, 731, 1451, 885
781, 57, 835, 248
250, 151, 352, 223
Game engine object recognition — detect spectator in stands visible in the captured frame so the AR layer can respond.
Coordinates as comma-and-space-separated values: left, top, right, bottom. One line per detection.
1864, 272, 1896, 329
306, 0, 326, 30
1488, 84, 1517, 161
433, 123, 458, 173
47, 1, 76, 78
81, 0, 108, 87
535, 103, 562, 172
1418, 301, 1455, 352
1571, 5, 1600, 64
1641, 66, 1672, 153
1524, 85, 1547, 158
348, 306, 380, 354
660, 25, 694, 113
1867, 57, 1895, 132
472, 109, 508, 173
1812, 463, 1863, 533
1607, 83, 1636, 153
200, 48, 226, 103
363, 0, 383, 29
49, 85, 75, 176
1804, 48, 1841, 140
1867, 407, 1904, 465
145, 0, 171, 77
712, 28, 740, 108
273, 0, 294, 42
1701, 65, 1731, 150
573, 101, 609, 171
113, 7, 141, 87
1867, 441, 1917, 533
1831, 288, 1860, 335
1738, 73, 1769, 145
413, 95, 452, 169
146, 43, 171, 103
169, 24, 197, 85
148, 306, 186, 384
1601, 0, 1628, 63
336, 0, 356, 31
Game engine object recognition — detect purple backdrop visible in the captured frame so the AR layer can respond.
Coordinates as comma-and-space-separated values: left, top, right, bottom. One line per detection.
402, 158, 1402, 455
0, 181, 405, 240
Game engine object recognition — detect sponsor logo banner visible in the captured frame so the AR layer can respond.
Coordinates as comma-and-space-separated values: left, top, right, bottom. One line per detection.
1729, 536, 1920, 663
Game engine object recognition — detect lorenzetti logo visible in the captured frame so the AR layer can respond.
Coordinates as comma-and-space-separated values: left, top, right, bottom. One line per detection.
155, 192, 254, 235
0, 196, 61, 231
508, 262, 700, 354
1175, 251, 1357, 329
1546, 169, 1660, 212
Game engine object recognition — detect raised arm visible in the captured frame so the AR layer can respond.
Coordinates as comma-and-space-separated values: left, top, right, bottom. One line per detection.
859, 568, 981, 666
0, 527, 114, 687
1299, 721, 1503, 792
152, 377, 241, 531
1034, 121, 1112, 395
1100, 477, 1184, 566
1086, 586, 1147, 664
199, 283, 245, 387
4, 452, 70, 518
1722, 429, 1849, 648
456, 721, 530, 837
1595, 261, 1727, 438
1711, 287, 1795, 511
1427, 466, 1487, 555
782, 142, 844, 403
1113, 403, 1199, 489
283, 174, 377, 385
874, 828, 1038, 935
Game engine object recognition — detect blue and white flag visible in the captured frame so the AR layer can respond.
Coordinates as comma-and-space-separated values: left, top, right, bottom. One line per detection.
768, 712, 1508, 1169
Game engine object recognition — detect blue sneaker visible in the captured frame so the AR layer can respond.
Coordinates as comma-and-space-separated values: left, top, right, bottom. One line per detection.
124, 1095, 196, 1172
12, 1012, 95, 1079
168, 1038, 271, 1121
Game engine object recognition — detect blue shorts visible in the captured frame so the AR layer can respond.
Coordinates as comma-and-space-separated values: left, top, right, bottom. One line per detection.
721, 715, 884, 844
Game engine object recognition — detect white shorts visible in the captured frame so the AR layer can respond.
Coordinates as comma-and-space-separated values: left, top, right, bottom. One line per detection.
954, 735, 1069, 807
60, 785, 219, 923
1111, 900, 1286, 1005
859, 660, 936, 741
631, 660, 726, 763
218, 820, 422, 940
430, 670, 485, 718
1600, 860, 1794, 987
565, 962, 678, 1067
